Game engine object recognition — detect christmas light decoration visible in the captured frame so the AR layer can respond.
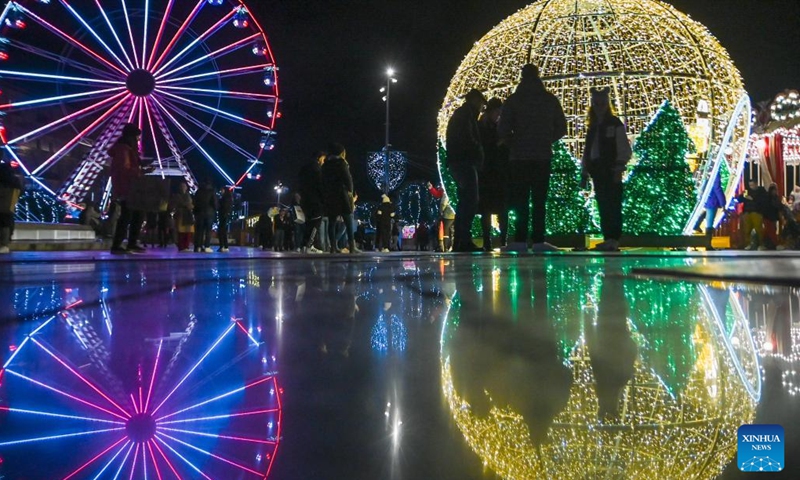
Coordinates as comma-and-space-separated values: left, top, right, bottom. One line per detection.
396, 181, 438, 227
367, 149, 407, 193
354, 201, 378, 229
0, 0, 279, 205
14, 189, 66, 223
771, 91, 800, 122
546, 140, 593, 235
622, 101, 695, 235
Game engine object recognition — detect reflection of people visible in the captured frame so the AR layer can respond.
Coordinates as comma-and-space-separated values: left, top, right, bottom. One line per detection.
586, 270, 635, 420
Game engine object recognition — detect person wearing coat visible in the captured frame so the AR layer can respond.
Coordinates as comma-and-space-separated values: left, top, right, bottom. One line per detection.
498, 64, 567, 252
478, 98, 510, 251
321, 143, 360, 253
446, 89, 486, 252
170, 182, 194, 252
297, 151, 326, 253
193, 180, 218, 252
581, 87, 632, 252
110, 123, 151, 254
375, 194, 396, 252
704, 170, 727, 249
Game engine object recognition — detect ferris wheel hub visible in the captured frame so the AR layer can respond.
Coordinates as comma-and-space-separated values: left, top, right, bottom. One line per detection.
126, 68, 156, 97
125, 412, 157, 443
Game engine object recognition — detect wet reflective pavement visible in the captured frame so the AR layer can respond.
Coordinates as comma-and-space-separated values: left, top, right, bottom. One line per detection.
0, 254, 798, 479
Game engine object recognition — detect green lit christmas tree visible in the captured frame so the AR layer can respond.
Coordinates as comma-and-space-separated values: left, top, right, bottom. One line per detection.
546, 140, 592, 235
622, 101, 696, 235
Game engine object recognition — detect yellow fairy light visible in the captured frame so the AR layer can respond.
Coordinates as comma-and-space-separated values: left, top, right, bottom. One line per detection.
438, 0, 746, 160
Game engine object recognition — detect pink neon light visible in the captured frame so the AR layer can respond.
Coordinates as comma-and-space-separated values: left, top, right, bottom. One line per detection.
150, 440, 182, 480
157, 33, 260, 80
62, 436, 127, 480
147, 441, 164, 480
266, 377, 283, 478
158, 85, 278, 100
131, 394, 139, 415
158, 432, 263, 477
32, 95, 131, 175
159, 63, 273, 85
247, 12, 281, 129
235, 146, 266, 187
144, 340, 163, 413
150, 0, 205, 73
3, 370, 128, 421
64, 300, 83, 310
31, 338, 131, 418
156, 408, 279, 426
154, 9, 236, 77
146, 0, 176, 71
17, 5, 127, 77
9, 91, 127, 145
155, 436, 212, 480
157, 90, 274, 131
157, 426, 277, 446
155, 375, 274, 422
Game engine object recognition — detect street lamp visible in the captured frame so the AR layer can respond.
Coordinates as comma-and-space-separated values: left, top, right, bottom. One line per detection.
273, 182, 287, 207
380, 67, 398, 194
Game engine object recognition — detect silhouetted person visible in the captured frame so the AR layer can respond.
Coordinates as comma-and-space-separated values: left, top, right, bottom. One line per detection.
581, 87, 631, 252
321, 143, 360, 253
446, 89, 486, 252
298, 151, 326, 253
218, 187, 233, 252
478, 97, 510, 251
110, 123, 150, 254
499, 64, 567, 252
736, 179, 768, 250
193, 180, 217, 252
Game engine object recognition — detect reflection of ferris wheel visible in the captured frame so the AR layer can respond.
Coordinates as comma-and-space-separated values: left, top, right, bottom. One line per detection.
0, 0, 279, 205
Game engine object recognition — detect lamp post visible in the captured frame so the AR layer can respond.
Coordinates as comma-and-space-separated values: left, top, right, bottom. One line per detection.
274, 182, 286, 207
380, 68, 398, 194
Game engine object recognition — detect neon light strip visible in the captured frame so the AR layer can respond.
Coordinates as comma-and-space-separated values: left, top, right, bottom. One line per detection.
157, 432, 263, 476
155, 435, 213, 480
234, 147, 265, 187
143, 99, 165, 177
93, 0, 135, 70
0, 406, 125, 425
150, 323, 236, 416
150, 439, 182, 480
119, 0, 139, 68
266, 376, 283, 478
0, 426, 124, 447
236, 321, 262, 347
158, 85, 277, 100
2, 316, 55, 369
0, 69, 124, 86
8, 38, 120, 81
141, 0, 150, 68
145, 0, 176, 71
158, 63, 272, 85
157, 33, 259, 80
147, 441, 164, 480
1, 146, 56, 195
149, 0, 205, 73
144, 340, 163, 413
156, 408, 279, 426
138, 97, 145, 152
91, 441, 131, 480
150, 97, 236, 185
247, 8, 280, 123
8, 91, 128, 145
141, 443, 148, 480
63, 436, 128, 480
100, 177, 114, 213
153, 8, 236, 77
15, 4, 128, 77
127, 96, 139, 123
128, 441, 140, 480
30, 338, 131, 417
111, 443, 135, 480
32, 95, 131, 176
159, 97, 262, 160
157, 426, 277, 445
3, 369, 128, 420
155, 376, 273, 422
0, 87, 124, 110
57, 0, 130, 73
131, 393, 140, 414
156, 89, 273, 131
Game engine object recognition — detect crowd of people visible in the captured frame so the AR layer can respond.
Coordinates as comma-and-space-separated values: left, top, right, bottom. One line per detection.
735, 178, 800, 250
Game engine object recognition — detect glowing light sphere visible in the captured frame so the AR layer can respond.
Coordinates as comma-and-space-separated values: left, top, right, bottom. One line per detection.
437, 0, 746, 161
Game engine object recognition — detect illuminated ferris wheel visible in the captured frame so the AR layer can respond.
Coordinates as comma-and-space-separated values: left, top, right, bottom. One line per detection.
0, 0, 279, 206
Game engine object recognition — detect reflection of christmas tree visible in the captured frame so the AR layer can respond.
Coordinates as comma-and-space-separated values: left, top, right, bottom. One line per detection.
624, 278, 698, 395
623, 101, 696, 234
546, 140, 592, 235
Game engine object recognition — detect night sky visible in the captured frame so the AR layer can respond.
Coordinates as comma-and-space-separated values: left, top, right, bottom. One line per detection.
247, 0, 800, 205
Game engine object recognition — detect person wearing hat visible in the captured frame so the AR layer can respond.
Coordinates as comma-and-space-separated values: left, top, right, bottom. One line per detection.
375, 193, 396, 252
446, 88, 486, 252
478, 97, 510, 251
581, 87, 632, 252
498, 64, 567, 253
109, 122, 150, 254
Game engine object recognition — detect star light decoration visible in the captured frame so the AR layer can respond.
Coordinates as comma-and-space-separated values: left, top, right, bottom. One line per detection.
437, 0, 745, 178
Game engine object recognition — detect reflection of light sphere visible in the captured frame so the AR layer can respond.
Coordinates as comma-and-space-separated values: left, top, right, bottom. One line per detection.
441, 307, 757, 480
437, 0, 745, 159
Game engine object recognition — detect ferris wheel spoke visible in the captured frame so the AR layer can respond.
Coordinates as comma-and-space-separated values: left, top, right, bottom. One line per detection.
55, 1, 131, 74
158, 85, 277, 102
0, 87, 125, 112
2, 147, 56, 195
61, 436, 128, 480
118, 0, 139, 68
154, 436, 213, 480
158, 63, 272, 86
155, 432, 264, 477
145, 0, 176, 71
141, 0, 150, 69
32, 95, 132, 176
0, 426, 124, 448
8, 38, 121, 81
143, 99, 165, 175
0, 69, 124, 87
8, 91, 128, 146
149, 0, 206, 73
92, 0, 136, 71
153, 8, 237, 78
156, 33, 260, 80
151, 98, 237, 186
155, 89, 274, 132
